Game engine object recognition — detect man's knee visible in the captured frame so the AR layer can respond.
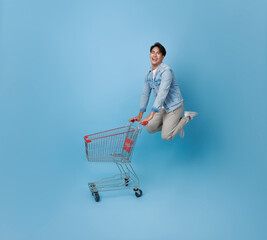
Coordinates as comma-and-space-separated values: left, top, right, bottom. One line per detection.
161, 132, 174, 141
146, 124, 160, 133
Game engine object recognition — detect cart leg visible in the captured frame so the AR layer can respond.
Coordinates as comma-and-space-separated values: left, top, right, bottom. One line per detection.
89, 183, 101, 202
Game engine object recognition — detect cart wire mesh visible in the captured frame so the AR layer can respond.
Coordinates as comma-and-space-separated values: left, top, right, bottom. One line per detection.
84, 124, 141, 163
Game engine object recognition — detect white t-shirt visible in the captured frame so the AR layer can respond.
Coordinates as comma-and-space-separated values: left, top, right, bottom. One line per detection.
152, 68, 157, 81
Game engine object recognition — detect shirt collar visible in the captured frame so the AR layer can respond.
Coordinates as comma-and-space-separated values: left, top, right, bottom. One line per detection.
149, 62, 163, 72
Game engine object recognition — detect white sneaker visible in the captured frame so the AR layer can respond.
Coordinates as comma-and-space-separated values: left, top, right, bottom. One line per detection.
184, 111, 198, 120
179, 128, 184, 138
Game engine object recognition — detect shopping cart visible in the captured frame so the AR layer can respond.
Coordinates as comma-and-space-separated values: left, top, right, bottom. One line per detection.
84, 119, 148, 202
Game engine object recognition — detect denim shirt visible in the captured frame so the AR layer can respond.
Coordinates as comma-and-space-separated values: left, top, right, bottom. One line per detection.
140, 63, 184, 113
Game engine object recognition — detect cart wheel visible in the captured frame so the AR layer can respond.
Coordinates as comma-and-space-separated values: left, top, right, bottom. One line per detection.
94, 192, 100, 202
125, 178, 129, 186
134, 189, 142, 198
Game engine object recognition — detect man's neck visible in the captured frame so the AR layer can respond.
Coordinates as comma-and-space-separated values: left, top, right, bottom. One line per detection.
152, 63, 161, 70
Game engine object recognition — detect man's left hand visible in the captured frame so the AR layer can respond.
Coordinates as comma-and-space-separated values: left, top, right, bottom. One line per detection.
140, 111, 156, 124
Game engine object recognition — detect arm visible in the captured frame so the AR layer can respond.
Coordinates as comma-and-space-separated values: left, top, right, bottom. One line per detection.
140, 70, 172, 123
140, 77, 152, 113
129, 75, 151, 121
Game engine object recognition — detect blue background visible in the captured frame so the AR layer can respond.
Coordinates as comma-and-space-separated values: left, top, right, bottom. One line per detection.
0, 0, 266, 239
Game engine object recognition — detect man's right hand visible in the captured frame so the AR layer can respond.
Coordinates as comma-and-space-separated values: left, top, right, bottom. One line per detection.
129, 112, 144, 122
129, 116, 141, 122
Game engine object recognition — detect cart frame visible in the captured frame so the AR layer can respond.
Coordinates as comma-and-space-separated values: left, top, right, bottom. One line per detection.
84, 120, 147, 202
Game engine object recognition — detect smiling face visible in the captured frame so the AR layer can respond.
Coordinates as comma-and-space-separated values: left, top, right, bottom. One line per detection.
150, 46, 165, 69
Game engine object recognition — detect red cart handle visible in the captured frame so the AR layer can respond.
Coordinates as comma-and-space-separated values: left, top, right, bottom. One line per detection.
84, 136, 91, 143
84, 120, 148, 143
129, 119, 148, 126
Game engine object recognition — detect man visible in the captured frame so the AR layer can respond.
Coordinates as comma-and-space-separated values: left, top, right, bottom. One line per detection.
129, 42, 197, 140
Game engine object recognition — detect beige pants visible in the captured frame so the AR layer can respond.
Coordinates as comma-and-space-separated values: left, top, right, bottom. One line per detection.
146, 105, 189, 141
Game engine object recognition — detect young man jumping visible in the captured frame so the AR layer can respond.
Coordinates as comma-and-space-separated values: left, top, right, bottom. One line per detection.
129, 42, 197, 140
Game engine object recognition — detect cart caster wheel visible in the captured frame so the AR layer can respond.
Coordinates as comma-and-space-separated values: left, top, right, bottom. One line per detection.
94, 192, 100, 202
134, 188, 142, 198
125, 178, 129, 186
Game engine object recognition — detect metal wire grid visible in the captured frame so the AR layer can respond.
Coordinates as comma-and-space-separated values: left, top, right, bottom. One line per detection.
85, 124, 141, 163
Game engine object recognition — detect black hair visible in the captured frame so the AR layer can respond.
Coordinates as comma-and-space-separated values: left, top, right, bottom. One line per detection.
150, 42, 166, 56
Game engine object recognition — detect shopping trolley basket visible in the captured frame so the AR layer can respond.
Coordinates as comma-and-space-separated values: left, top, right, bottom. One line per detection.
84, 120, 148, 202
